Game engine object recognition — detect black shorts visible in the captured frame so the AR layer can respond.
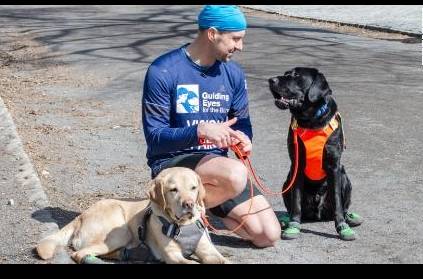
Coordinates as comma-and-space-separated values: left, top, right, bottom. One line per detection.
151, 153, 260, 218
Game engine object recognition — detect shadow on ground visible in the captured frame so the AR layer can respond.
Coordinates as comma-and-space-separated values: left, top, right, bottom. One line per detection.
32, 207, 80, 229
0, 5, 355, 66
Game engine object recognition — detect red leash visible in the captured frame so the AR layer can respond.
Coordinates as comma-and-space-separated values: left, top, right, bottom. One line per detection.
201, 144, 254, 235
199, 131, 299, 234
242, 129, 299, 196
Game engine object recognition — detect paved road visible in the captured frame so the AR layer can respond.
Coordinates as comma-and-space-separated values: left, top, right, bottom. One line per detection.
0, 5, 422, 264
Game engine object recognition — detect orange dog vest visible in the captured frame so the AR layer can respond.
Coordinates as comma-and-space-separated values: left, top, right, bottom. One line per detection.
291, 114, 341, 181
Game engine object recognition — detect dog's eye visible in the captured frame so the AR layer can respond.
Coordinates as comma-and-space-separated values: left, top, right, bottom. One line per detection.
191, 186, 197, 191
170, 188, 178, 193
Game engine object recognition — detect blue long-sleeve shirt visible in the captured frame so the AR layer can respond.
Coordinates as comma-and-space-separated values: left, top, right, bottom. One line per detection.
142, 44, 252, 171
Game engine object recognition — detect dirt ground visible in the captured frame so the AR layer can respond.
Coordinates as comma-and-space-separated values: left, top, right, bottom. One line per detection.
0, 31, 144, 212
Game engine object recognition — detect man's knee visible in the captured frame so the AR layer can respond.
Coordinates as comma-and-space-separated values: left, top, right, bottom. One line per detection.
251, 225, 281, 248
244, 218, 281, 248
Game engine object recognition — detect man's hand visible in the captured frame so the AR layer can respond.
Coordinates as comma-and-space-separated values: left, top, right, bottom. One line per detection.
197, 118, 243, 149
197, 118, 252, 155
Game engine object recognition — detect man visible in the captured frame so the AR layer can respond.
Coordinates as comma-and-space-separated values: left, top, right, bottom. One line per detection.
142, 5, 281, 247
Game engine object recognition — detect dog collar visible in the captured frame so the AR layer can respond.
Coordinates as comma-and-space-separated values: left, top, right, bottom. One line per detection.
314, 102, 329, 118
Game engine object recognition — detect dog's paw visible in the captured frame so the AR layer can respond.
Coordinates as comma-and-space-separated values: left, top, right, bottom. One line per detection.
336, 222, 356, 241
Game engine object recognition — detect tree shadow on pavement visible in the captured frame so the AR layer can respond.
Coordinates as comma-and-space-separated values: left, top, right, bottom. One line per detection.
0, 5, 354, 66
32, 207, 80, 229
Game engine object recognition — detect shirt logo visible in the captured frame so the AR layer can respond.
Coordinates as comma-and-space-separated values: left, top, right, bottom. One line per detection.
176, 84, 199, 114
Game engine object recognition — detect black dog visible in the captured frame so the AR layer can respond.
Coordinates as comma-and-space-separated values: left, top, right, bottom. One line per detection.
268, 67, 362, 241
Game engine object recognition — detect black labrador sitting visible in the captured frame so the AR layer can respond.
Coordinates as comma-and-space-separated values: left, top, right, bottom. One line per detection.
268, 67, 362, 241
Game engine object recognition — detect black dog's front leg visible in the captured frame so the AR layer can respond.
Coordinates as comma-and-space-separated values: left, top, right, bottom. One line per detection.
281, 174, 304, 240
327, 165, 357, 240
325, 132, 351, 236
327, 166, 345, 228
290, 175, 304, 224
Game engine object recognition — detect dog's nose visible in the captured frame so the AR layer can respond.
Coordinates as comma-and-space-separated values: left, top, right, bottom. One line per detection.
182, 200, 194, 210
268, 77, 278, 85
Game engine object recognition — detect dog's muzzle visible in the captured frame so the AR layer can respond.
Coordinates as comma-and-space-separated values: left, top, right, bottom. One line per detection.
275, 97, 301, 110
269, 79, 300, 110
274, 97, 290, 110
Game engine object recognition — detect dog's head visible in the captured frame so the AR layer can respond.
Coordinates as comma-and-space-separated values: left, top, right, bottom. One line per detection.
148, 167, 206, 223
268, 67, 332, 111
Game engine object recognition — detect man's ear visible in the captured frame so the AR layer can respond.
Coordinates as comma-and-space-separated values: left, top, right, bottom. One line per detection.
207, 27, 218, 42
196, 175, 206, 209
308, 72, 332, 103
148, 177, 166, 210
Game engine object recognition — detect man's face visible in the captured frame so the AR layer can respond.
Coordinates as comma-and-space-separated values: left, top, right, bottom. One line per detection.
212, 29, 245, 62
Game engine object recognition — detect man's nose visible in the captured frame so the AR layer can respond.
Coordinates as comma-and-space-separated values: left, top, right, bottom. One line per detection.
182, 199, 194, 210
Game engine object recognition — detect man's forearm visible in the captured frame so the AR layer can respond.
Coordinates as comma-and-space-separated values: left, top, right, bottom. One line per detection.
146, 125, 199, 156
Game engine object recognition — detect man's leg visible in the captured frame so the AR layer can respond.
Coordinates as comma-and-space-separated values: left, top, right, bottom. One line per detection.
195, 154, 247, 208
195, 155, 281, 248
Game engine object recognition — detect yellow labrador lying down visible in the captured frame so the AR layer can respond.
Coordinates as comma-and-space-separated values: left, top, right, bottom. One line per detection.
36, 167, 228, 264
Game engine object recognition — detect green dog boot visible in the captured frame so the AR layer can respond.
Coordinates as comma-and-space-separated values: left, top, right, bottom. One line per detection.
336, 222, 356, 241
277, 212, 291, 229
345, 212, 363, 227
282, 221, 301, 240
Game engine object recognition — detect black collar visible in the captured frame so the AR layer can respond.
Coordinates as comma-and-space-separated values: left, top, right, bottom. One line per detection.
314, 102, 329, 118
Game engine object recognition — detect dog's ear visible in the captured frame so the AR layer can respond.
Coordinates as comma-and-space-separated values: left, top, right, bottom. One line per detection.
308, 72, 332, 103
195, 174, 206, 209
148, 177, 166, 210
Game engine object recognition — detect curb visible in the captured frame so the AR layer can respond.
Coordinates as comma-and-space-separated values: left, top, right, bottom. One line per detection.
0, 96, 60, 255
243, 6, 422, 37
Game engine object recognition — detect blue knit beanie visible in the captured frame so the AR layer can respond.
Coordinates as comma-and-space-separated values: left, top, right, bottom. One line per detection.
198, 5, 247, 32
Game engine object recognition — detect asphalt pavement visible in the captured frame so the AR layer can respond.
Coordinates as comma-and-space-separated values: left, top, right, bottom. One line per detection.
0, 5, 422, 264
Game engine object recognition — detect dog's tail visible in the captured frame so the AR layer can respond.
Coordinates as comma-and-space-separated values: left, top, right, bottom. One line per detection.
36, 217, 79, 260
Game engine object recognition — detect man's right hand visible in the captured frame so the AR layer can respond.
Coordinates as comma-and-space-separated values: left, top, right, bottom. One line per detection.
197, 118, 242, 149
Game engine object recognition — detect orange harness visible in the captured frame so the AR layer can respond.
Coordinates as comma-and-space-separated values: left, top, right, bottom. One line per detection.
291, 113, 343, 181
